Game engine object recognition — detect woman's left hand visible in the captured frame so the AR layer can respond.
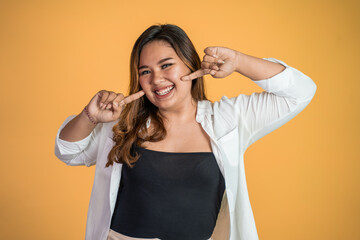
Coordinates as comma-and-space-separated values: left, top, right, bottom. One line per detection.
181, 46, 239, 81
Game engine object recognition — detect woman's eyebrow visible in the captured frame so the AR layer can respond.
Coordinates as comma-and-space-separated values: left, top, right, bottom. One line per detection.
139, 57, 173, 70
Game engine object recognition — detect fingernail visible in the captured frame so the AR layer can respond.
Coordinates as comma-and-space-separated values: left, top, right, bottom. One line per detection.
213, 54, 218, 58
100, 103, 103, 107
218, 60, 225, 64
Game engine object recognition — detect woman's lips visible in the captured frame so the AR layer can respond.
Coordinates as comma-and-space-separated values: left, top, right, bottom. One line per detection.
153, 84, 175, 92
154, 85, 175, 99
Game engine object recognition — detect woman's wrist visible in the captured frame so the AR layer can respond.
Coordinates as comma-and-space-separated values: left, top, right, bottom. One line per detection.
82, 106, 98, 125
234, 51, 247, 74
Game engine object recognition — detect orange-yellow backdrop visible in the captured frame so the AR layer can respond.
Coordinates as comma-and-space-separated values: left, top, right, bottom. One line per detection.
0, 0, 359, 239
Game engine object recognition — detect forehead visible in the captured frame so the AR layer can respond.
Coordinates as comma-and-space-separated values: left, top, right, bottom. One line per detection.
139, 40, 179, 65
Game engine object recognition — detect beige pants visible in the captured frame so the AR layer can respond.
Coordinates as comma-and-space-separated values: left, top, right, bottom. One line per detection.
106, 229, 216, 240
107, 229, 161, 240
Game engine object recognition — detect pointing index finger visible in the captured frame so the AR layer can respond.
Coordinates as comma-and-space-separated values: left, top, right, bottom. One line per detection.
120, 90, 145, 106
181, 69, 209, 81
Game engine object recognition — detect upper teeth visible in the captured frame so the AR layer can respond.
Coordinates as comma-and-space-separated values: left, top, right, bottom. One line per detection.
156, 85, 174, 95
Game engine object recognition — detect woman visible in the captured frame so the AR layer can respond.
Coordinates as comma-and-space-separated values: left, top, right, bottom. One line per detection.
55, 24, 317, 240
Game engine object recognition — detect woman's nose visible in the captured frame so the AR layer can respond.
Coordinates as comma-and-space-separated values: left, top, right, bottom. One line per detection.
151, 70, 165, 84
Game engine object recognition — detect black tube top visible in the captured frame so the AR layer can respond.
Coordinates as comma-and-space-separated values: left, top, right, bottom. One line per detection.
110, 145, 225, 240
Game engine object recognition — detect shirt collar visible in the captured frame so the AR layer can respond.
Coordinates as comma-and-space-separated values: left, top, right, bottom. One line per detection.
196, 99, 213, 123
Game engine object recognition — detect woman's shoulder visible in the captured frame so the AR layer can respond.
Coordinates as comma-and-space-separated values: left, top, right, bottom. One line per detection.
197, 96, 238, 121
197, 95, 242, 113
197, 97, 240, 138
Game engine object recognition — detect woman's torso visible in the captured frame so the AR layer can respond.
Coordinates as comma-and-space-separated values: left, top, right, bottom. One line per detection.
109, 121, 220, 240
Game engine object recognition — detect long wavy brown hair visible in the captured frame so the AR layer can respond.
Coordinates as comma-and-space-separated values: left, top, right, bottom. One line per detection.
106, 24, 208, 168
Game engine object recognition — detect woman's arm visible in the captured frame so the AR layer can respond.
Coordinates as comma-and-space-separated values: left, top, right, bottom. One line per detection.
234, 51, 286, 80
181, 46, 285, 81
182, 47, 317, 149
59, 109, 97, 142
54, 89, 145, 166
226, 57, 317, 149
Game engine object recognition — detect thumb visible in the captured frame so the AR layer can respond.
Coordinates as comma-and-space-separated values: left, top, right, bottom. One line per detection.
112, 100, 123, 117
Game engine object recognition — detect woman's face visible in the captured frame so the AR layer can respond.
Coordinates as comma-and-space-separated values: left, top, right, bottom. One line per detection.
138, 40, 193, 112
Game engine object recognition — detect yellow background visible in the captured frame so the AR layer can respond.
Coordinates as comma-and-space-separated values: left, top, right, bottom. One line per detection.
0, 0, 359, 239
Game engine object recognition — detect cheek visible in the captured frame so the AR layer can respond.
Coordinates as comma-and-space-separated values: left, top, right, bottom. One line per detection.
168, 64, 189, 79
139, 79, 155, 102
165, 66, 191, 87
139, 79, 150, 91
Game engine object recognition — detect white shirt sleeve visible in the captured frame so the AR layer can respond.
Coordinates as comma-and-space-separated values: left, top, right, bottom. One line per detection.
54, 115, 104, 167
221, 58, 317, 150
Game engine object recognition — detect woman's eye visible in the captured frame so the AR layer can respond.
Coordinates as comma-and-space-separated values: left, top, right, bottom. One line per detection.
139, 64, 172, 76
140, 70, 150, 76
162, 63, 172, 69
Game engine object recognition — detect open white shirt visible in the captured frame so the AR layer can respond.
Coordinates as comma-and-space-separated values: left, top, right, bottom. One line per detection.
54, 58, 317, 240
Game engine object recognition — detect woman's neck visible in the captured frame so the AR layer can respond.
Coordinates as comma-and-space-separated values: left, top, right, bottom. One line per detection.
158, 98, 198, 126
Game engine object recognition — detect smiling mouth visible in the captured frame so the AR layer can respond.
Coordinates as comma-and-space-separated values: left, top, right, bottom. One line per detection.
154, 85, 175, 96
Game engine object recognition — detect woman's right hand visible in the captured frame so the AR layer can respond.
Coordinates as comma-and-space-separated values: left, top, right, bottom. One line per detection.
85, 89, 145, 123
